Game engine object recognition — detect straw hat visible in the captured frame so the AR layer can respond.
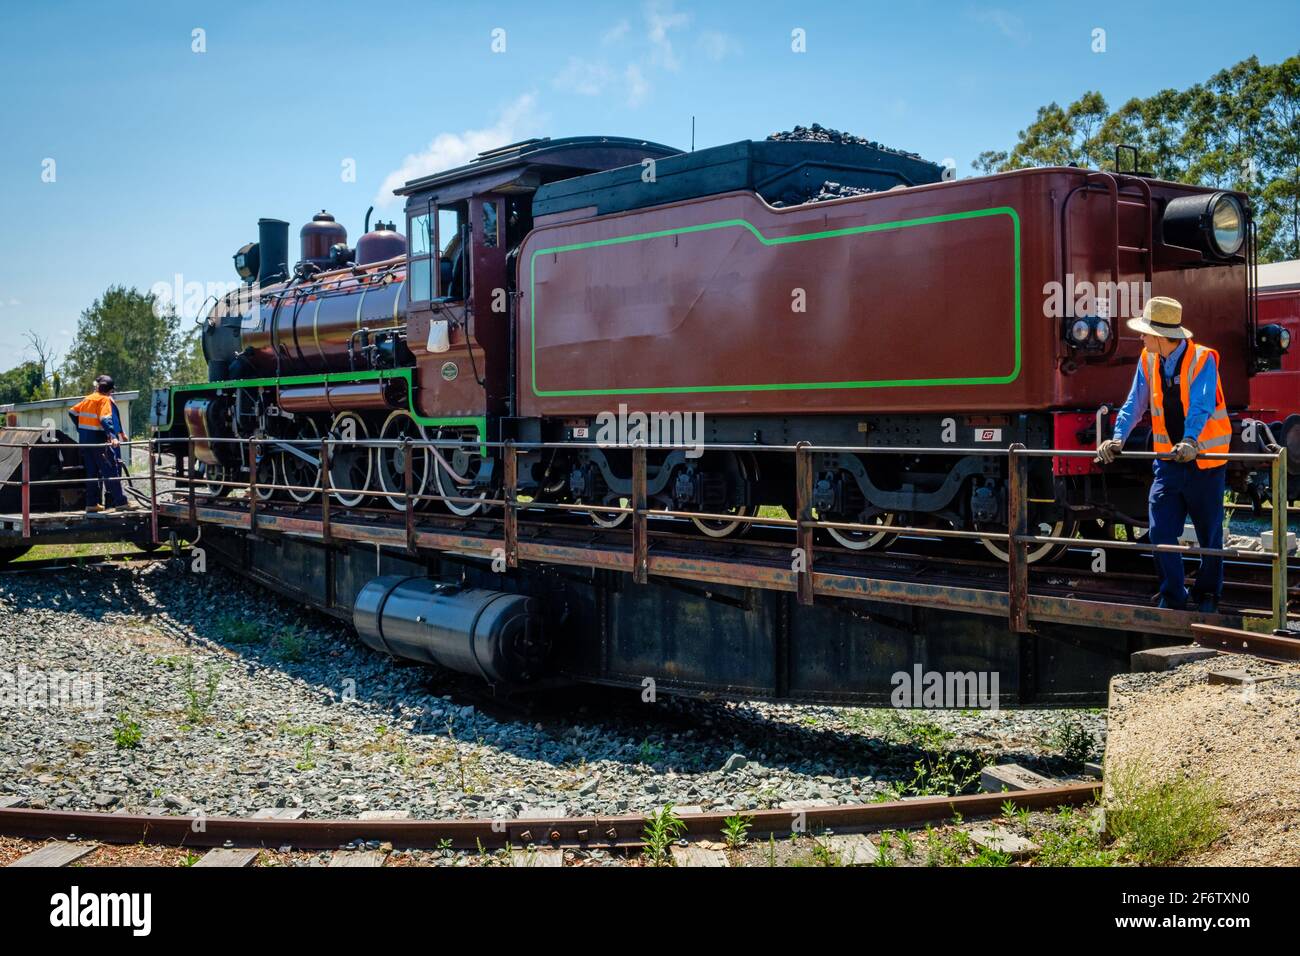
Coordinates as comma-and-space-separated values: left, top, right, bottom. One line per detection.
1126, 296, 1192, 339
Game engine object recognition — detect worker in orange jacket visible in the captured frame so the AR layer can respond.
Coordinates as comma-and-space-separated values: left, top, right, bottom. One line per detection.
68, 375, 128, 512
1098, 297, 1231, 612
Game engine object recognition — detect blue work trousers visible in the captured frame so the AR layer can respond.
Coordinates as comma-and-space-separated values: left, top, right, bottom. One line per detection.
1147, 459, 1226, 606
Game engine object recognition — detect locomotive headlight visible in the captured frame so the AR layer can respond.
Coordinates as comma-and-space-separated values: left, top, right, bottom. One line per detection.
1210, 194, 1245, 256
1064, 316, 1109, 351
1162, 191, 1246, 259
1281, 327, 1292, 352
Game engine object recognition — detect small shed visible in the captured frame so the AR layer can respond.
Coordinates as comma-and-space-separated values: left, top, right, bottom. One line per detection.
0, 391, 140, 465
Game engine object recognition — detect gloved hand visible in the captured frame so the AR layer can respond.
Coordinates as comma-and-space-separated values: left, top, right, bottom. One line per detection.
1172, 441, 1198, 463
1096, 439, 1123, 464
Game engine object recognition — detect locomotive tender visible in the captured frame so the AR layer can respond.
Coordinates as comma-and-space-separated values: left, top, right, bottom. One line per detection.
155, 132, 1291, 571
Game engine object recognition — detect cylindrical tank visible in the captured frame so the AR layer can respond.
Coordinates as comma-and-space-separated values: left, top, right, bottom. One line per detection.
238, 266, 408, 375
300, 211, 347, 269
356, 220, 407, 266
352, 577, 550, 685
277, 380, 402, 414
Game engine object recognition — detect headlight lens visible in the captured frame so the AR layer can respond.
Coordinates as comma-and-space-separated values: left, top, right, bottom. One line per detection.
1094, 318, 1111, 343
1210, 194, 1245, 257
1070, 319, 1091, 343
1281, 328, 1292, 352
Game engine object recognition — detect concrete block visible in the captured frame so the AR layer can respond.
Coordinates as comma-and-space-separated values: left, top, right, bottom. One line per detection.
966, 825, 1038, 859
1207, 669, 1282, 688
1083, 762, 1104, 779
1130, 645, 1219, 672
1261, 530, 1298, 554
980, 763, 1054, 793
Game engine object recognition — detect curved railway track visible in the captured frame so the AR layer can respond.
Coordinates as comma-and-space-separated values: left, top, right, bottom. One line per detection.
0, 782, 1099, 853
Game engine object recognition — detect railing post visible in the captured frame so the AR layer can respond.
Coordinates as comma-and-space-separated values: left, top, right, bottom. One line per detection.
794, 442, 815, 606
1272, 448, 1289, 635
631, 444, 648, 584
20, 444, 31, 540
186, 438, 197, 527
502, 441, 518, 568
320, 437, 331, 544
247, 437, 258, 533
148, 436, 159, 545
404, 437, 417, 555
1008, 443, 1030, 633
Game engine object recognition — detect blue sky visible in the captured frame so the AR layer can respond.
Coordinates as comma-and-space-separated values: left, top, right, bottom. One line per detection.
0, 0, 1294, 364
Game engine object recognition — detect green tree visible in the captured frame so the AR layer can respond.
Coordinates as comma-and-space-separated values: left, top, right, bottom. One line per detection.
60, 286, 185, 434
0, 360, 46, 406
975, 53, 1300, 262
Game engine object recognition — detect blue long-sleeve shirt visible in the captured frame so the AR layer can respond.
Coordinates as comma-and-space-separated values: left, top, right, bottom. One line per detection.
1113, 340, 1217, 445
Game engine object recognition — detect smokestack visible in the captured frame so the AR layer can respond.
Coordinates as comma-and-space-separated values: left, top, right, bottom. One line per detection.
257, 218, 290, 285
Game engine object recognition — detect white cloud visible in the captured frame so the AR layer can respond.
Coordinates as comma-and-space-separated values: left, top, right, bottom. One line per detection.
645, 0, 691, 71
625, 64, 649, 107
374, 94, 541, 205
602, 19, 630, 44
554, 57, 614, 96
972, 7, 1030, 44
698, 30, 739, 62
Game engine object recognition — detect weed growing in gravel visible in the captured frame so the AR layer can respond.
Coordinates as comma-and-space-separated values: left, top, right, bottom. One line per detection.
722, 813, 752, 848
1034, 806, 1118, 866
967, 846, 1012, 867
216, 615, 263, 646
642, 804, 686, 865
808, 838, 842, 867
295, 738, 317, 772
1001, 799, 1032, 832
638, 738, 663, 766
1049, 717, 1096, 767
178, 851, 202, 867
1106, 765, 1224, 865
113, 712, 143, 750
271, 626, 308, 662
889, 747, 981, 798
178, 658, 225, 725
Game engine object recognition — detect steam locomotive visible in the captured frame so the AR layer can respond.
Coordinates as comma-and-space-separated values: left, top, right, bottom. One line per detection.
153, 132, 1293, 562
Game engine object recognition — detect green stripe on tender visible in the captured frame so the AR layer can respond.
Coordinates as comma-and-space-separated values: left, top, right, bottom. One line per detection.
529, 206, 1022, 398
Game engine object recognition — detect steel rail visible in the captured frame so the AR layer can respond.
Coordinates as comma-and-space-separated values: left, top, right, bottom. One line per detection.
0, 782, 1100, 851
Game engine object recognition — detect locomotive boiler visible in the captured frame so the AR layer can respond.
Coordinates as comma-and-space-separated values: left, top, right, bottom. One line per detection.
155, 130, 1292, 568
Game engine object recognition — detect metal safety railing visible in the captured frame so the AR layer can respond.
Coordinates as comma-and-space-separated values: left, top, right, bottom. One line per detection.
3, 432, 1294, 634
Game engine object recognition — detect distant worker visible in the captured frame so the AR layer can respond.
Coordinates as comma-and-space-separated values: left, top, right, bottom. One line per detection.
68, 375, 128, 513
1097, 297, 1231, 612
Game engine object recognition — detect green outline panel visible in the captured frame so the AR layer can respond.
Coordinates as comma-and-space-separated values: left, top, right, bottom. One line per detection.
159, 367, 485, 441
529, 206, 1021, 397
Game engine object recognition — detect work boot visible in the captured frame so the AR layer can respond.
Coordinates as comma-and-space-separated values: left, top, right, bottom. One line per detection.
85, 504, 104, 514
1195, 594, 1219, 614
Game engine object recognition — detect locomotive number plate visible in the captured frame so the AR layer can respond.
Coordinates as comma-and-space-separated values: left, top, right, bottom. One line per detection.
974, 428, 1003, 442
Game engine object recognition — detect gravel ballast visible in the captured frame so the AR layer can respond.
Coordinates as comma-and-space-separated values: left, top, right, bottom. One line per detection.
1, 562, 1104, 822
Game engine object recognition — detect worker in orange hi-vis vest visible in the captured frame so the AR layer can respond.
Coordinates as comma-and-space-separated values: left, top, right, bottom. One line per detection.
68, 374, 129, 512
1097, 297, 1232, 613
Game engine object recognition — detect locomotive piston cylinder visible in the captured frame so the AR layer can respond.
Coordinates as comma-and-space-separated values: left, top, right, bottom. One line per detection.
352, 576, 549, 685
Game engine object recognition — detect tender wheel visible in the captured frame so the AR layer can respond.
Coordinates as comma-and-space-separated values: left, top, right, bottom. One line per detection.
690, 452, 756, 538
826, 511, 900, 551
376, 411, 431, 512
433, 426, 488, 516
327, 412, 373, 508
580, 495, 630, 528
979, 516, 1078, 564
279, 418, 322, 504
